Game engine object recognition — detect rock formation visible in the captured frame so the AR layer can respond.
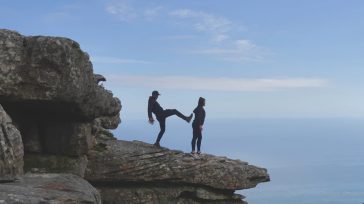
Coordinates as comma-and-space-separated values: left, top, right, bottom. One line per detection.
0, 28, 269, 204
0, 104, 23, 181
86, 140, 269, 203
0, 173, 101, 204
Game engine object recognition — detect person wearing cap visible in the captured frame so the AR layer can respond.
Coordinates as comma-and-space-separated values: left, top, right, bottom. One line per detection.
148, 90, 193, 147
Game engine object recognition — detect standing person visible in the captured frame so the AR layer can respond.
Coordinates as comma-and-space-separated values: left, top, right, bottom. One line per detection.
191, 97, 206, 154
148, 90, 193, 147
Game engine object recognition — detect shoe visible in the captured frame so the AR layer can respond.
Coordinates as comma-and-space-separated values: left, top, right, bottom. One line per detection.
197, 151, 201, 154
191, 151, 196, 154
187, 113, 193, 123
154, 142, 161, 148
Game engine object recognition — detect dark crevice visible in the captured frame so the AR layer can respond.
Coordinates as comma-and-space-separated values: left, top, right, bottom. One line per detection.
90, 180, 235, 195
177, 191, 243, 203
0, 99, 88, 122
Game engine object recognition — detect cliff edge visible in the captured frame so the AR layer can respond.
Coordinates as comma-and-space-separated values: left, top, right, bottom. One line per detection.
86, 140, 269, 203
0, 29, 269, 204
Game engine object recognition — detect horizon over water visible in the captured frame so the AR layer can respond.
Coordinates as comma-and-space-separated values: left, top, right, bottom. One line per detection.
113, 117, 364, 204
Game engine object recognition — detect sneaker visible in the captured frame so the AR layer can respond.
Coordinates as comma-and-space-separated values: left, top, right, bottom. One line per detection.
197, 151, 201, 154
154, 142, 161, 148
186, 113, 193, 123
191, 151, 196, 154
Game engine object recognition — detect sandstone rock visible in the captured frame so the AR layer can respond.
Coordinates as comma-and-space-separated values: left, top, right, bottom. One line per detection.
0, 29, 121, 120
24, 154, 88, 177
95, 113, 121, 130
97, 186, 247, 204
86, 140, 269, 191
0, 173, 101, 204
0, 104, 23, 181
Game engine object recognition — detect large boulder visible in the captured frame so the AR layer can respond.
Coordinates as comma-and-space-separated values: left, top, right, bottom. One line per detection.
24, 154, 88, 177
86, 140, 269, 190
85, 140, 269, 203
0, 29, 121, 158
0, 29, 121, 120
0, 173, 101, 204
0, 104, 23, 181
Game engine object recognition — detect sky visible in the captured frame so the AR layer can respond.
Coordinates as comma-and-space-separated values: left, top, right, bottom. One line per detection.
1, 0, 364, 119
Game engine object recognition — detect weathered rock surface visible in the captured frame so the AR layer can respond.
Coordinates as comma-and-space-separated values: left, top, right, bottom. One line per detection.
86, 140, 269, 190
24, 154, 88, 177
0, 29, 121, 120
97, 185, 247, 204
0, 28, 121, 158
0, 173, 101, 204
0, 104, 23, 181
86, 140, 269, 203
95, 113, 121, 130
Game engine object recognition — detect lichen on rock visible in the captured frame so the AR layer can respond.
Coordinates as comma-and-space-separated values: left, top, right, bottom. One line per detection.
0, 104, 23, 182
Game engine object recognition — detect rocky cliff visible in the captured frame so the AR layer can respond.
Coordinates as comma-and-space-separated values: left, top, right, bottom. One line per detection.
86, 140, 269, 203
0, 29, 269, 204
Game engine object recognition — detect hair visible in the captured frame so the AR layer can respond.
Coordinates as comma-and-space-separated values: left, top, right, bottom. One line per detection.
198, 97, 205, 107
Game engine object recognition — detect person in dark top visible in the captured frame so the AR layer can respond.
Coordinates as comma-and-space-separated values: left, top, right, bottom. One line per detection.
148, 90, 193, 147
191, 97, 206, 154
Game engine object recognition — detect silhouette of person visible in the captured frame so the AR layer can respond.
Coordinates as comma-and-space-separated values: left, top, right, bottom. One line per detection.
191, 97, 206, 154
148, 90, 192, 147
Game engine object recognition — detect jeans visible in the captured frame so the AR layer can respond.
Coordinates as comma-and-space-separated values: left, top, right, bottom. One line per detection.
191, 124, 202, 152
155, 109, 188, 144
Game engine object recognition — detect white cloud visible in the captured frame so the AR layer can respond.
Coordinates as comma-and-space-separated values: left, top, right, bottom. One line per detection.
107, 75, 328, 92
169, 9, 233, 42
106, 1, 137, 22
144, 6, 164, 19
169, 9, 265, 62
105, 5, 265, 62
196, 39, 264, 62
91, 56, 152, 65
165, 35, 197, 40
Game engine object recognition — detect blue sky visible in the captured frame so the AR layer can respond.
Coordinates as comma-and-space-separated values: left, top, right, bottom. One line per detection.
1, 0, 364, 119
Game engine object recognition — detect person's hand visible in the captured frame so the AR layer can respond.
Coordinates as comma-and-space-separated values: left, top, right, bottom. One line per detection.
199, 125, 203, 131
149, 117, 155, 125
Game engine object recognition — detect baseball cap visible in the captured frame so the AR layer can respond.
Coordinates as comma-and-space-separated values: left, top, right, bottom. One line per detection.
152, 90, 160, 96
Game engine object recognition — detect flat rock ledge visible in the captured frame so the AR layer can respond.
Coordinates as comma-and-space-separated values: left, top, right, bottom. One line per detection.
86, 140, 269, 203
0, 173, 101, 204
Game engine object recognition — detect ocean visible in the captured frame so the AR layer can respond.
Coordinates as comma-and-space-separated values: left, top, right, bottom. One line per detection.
113, 118, 364, 204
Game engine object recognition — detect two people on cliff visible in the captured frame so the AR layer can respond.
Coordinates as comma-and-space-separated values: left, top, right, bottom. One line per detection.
148, 90, 206, 154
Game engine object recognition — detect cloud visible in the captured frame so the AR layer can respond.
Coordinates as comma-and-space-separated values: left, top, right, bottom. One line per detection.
106, 2, 163, 21
107, 75, 328, 92
168, 9, 265, 61
144, 6, 164, 19
105, 5, 265, 62
196, 39, 264, 62
165, 35, 197, 40
169, 9, 233, 42
106, 1, 137, 22
91, 56, 152, 65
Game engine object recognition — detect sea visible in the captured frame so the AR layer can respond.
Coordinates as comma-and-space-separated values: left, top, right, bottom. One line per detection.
113, 118, 364, 204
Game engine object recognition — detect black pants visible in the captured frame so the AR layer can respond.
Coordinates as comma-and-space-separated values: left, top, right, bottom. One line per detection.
155, 109, 188, 144
191, 124, 202, 152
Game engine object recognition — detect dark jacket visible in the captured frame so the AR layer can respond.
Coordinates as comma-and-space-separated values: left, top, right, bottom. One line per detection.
148, 96, 164, 118
192, 106, 205, 127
